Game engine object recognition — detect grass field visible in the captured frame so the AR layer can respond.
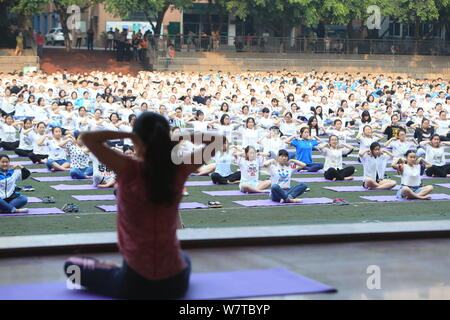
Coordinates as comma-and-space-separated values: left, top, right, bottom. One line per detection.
1, 143, 450, 238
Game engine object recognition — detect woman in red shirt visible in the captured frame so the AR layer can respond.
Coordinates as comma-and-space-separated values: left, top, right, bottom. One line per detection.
64, 112, 224, 299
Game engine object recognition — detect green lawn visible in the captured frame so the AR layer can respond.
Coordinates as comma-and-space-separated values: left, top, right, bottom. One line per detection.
1, 147, 450, 237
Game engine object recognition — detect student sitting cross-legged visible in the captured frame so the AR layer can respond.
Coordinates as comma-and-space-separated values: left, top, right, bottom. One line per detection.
0, 155, 30, 213
265, 149, 308, 203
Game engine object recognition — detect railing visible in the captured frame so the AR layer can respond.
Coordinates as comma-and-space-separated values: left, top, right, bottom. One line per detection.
146, 35, 450, 56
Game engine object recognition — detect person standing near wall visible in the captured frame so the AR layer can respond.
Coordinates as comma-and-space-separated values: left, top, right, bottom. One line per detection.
87, 28, 94, 50
35, 32, 44, 58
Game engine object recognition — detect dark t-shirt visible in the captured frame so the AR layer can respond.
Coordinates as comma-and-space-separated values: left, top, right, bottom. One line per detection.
384, 125, 403, 140
193, 95, 210, 105
414, 127, 434, 143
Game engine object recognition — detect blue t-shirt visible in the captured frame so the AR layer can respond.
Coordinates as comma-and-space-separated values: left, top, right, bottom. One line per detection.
291, 139, 318, 164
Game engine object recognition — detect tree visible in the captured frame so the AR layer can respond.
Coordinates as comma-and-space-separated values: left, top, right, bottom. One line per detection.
13, 0, 103, 51
383, 0, 450, 39
105, 0, 192, 39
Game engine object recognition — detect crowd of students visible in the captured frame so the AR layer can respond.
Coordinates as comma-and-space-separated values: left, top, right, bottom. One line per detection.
0, 69, 449, 213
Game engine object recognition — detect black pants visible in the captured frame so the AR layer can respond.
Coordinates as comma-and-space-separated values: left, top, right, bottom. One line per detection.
15, 149, 48, 163
324, 166, 355, 181
64, 253, 191, 300
425, 164, 450, 178
211, 171, 241, 185
0, 141, 19, 151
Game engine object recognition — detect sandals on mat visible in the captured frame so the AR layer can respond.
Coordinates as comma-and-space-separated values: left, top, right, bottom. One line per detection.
333, 198, 349, 205
42, 196, 55, 203
62, 203, 80, 213
208, 201, 222, 208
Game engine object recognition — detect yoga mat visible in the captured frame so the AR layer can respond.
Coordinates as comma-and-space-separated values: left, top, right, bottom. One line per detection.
51, 184, 111, 191
323, 185, 401, 192
27, 197, 43, 203
292, 176, 364, 183
185, 181, 216, 187
28, 168, 52, 173
96, 202, 209, 212
394, 175, 449, 180
203, 190, 269, 196
9, 161, 35, 166
435, 183, 450, 189
0, 207, 64, 216
33, 176, 90, 182
233, 198, 334, 207
0, 267, 336, 300
360, 194, 450, 202
294, 170, 325, 175
72, 195, 115, 201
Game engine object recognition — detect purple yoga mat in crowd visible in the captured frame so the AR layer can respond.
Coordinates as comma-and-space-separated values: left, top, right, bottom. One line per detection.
27, 197, 43, 203
185, 180, 216, 187
51, 184, 111, 191
233, 198, 334, 207
203, 190, 269, 196
435, 183, 450, 189
33, 176, 90, 182
28, 168, 52, 173
96, 202, 209, 212
0, 267, 336, 300
323, 185, 401, 192
72, 195, 115, 201
9, 161, 35, 166
292, 176, 364, 183
360, 194, 450, 202
0, 207, 64, 217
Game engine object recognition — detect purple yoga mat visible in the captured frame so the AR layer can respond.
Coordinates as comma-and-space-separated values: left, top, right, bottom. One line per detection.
293, 170, 325, 175
234, 198, 334, 207
185, 180, 216, 187
27, 197, 43, 203
360, 193, 450, 202
33, 176, 90, 182
9, 161, 35, 166
28, 168, 52, 173
203, 190, 269, 196
0, 207, 64, 217
341, 161, 361, 165
96, 202, 209, 212
72, 195, 115, 201
292, 176, 364, 183
323, 185, 401, 192
436, 183, 450, 189
51, 184, 111, 191
0, 267, 335, 300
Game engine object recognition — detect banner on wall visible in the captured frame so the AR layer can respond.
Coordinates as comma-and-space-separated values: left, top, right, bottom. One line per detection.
105, 21, 159, 38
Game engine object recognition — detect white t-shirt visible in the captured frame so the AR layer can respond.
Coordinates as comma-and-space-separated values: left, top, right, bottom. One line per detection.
236, 156, 265, 182
401, 164, 421, 187
359, 135, 381, 152
435, 119, 449, 136
240, 128, 260, 149
18, 130, 36, 150
321, 147, 347, 170
261, 138, 286, 155
361, 153, 391, 182
33, 133, 50, 155
47, 139, 67, 160
0, 123, 18, 142
425, 144, 446, 166
269, 164, 297, 189
390, 140, 416, 159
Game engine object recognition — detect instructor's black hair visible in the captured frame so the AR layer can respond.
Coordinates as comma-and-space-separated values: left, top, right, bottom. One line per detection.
133, 112, 177, 206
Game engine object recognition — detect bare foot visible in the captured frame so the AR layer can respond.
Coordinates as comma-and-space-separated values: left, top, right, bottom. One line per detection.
13, 208, 28, 213
344, 177, 354, 180
288, 198, 302, 203
51, 168, 56, 172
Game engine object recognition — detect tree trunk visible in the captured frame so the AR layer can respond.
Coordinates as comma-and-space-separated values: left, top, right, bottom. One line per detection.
207, 0, 213, 33
54, 4, 72, 52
